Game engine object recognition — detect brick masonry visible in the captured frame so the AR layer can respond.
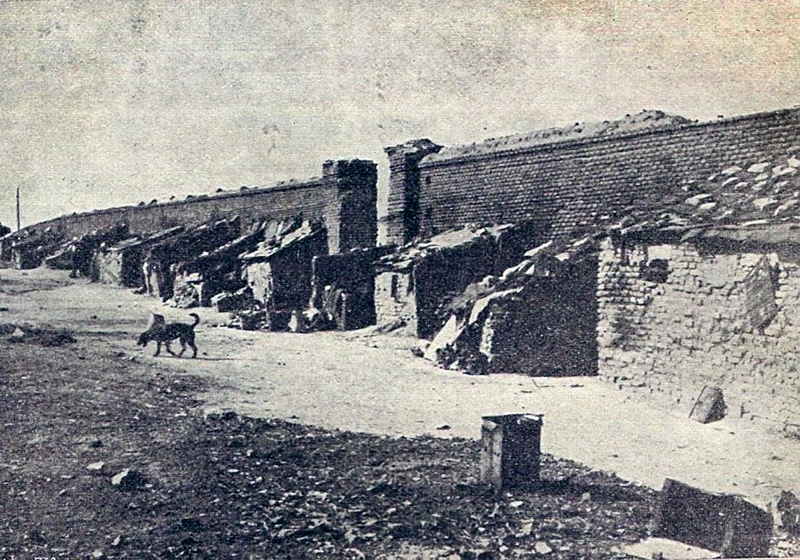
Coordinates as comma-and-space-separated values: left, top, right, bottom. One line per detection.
383, 108, 800, 245
15, 159, 377, 256
597, 237, 800, 430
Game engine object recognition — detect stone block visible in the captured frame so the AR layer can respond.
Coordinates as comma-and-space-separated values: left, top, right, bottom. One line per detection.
651, 478, 772, 558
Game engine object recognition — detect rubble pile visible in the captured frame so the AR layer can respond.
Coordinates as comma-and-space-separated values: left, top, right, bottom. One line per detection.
375, 224, 530, 338
424, 236, 600, 375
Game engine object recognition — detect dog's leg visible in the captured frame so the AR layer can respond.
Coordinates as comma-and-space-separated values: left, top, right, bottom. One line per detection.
165, 341, 176, 356
178, 338, 187, 357
189, 339, 197, 358
154, 341, 161, 357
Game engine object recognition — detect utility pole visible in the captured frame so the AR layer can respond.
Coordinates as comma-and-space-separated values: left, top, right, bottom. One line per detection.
16, 186, 21, 231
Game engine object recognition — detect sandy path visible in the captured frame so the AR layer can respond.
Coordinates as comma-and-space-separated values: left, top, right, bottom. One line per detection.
2, 267, 798, 509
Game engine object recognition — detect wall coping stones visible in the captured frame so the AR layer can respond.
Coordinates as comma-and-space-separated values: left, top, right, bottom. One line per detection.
417, 107, 800, 169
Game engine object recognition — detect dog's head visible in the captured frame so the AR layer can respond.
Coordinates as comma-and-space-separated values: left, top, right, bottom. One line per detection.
136, 331, 151, 347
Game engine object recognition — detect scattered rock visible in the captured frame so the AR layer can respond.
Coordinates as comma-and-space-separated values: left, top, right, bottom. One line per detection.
752, 197, 778, 212
721, 165, 742, 175
534, 541, 552, 555
436, 425, 451, 431
777, 490, 800, 535
111, 469, 146, 491
86, 461, 105, 472
684, 193, 713, 206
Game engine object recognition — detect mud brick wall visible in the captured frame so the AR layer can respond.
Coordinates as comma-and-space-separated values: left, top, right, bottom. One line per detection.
597, 237, 800, 431
374, 271, 417, 333
385, 108, 800, 244
14, 160, 377, 256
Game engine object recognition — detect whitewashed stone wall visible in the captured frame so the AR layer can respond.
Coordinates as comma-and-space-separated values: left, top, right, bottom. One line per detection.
597, 237, 800, 432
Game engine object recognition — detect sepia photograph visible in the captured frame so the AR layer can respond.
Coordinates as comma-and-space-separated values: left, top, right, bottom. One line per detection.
1, 0, 799, 558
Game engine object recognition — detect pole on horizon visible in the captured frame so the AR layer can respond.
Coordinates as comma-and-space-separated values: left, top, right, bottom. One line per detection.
16, 186, 20, 231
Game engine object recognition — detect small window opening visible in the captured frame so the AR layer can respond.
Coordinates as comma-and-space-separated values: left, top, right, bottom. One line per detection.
640, 259, 669, 283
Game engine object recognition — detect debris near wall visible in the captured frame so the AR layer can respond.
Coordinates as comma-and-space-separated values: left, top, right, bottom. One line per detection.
43, 222, 131, 279
241, 219, 328, 328
171, 221, 267, 309
425, 235, 600, 375
95, 226, 185, 287
8, 227, 65, 269
143, 218, 242, 301
374, 224, 533, 338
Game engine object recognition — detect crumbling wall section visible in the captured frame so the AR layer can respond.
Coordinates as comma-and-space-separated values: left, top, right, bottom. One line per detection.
414, 108, 800, 242
374, 271, 417, 333
597, 237, 800, 430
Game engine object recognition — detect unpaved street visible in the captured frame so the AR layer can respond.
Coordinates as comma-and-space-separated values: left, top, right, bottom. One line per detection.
2, 267, 798, 512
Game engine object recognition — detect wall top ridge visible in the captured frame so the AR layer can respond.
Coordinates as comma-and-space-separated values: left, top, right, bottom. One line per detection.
418, 106, 800, 169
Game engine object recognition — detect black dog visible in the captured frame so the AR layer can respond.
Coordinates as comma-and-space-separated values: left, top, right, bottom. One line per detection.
137, 313, 200, 358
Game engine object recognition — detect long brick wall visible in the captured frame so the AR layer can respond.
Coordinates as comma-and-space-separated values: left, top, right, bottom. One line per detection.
15, 160, 377, 255
384, 108, 800, 245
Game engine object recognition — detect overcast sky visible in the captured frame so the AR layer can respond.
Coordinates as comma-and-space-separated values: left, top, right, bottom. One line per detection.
1, 0, 798, 228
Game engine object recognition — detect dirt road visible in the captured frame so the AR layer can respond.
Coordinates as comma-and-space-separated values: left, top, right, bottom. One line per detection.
2, 267, 799, 510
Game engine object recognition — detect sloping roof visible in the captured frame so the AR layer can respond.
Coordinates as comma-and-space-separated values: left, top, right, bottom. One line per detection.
376, 224, 516, 273
441, 146, 800, 311
241, 219, 326, 262
612, 146, 800, 243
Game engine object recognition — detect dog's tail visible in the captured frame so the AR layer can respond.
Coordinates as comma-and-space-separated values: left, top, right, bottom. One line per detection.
189, 313, 200, 328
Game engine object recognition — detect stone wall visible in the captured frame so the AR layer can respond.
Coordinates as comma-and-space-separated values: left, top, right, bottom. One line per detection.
384, 108, 800, 245
597, 237, 800, 431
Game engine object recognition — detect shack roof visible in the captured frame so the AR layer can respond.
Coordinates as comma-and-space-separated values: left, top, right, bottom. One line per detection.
376, 224, 516, 273
241, 219, 326, 262
104, 226, 186, 253
611, 146, 800, 245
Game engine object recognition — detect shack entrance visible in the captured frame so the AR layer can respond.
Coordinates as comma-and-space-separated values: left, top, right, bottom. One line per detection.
480, 256, 599, 376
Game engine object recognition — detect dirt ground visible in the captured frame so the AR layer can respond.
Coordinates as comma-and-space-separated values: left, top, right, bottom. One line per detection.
1, 267, 800, 558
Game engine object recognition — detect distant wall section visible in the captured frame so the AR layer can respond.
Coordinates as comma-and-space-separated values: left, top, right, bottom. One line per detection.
18, 159, 378, 255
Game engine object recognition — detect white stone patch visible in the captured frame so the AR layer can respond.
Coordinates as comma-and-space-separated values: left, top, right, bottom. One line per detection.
788, 157, 800, 168
685, 193, 713, 206
722, 165, 742, 175
753, 198, 778, 211
747, 162, 771, 173
648, 245, 674, 260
